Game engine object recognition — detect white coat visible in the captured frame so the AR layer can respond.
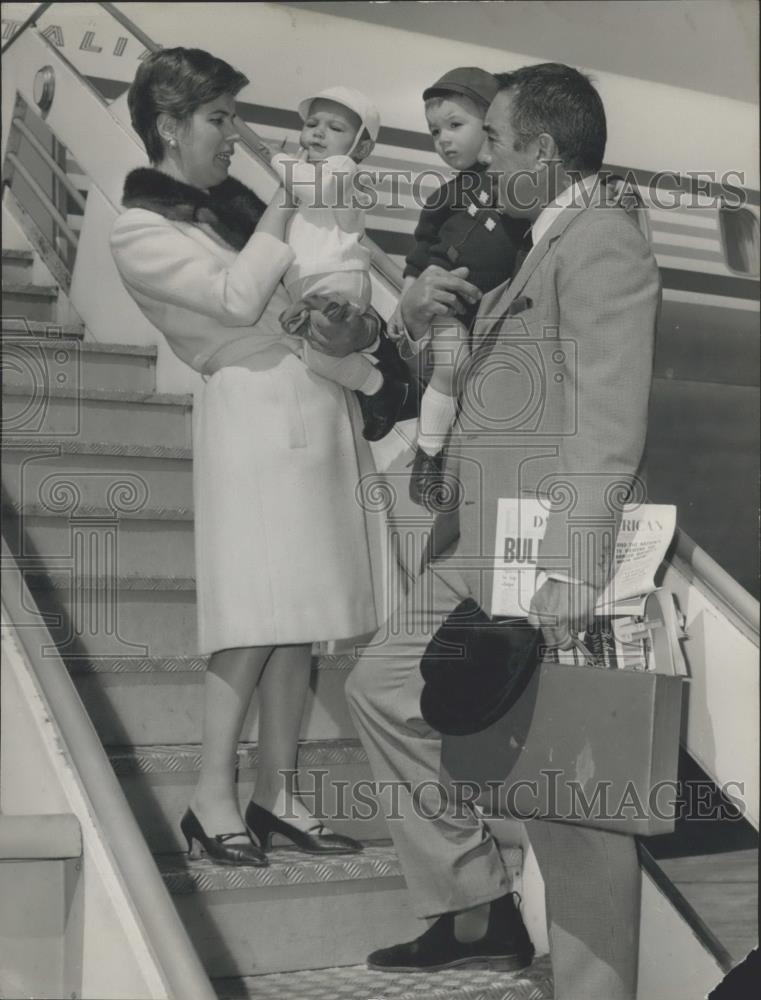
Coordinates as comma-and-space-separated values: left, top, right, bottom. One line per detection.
110, 207, 383, 652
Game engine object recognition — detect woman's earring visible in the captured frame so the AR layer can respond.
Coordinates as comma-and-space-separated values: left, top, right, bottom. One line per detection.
169, 138, 177, 148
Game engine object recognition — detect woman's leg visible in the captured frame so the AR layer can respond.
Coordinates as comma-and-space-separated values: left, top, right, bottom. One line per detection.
250, 642, 319, 827
190, 645, 273, 836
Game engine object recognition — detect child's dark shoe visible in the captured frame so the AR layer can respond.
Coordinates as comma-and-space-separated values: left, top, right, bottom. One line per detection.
360, 375, 409, 442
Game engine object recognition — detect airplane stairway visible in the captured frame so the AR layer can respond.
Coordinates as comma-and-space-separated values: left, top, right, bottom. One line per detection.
1, 245, 552, 999
2, 5, 757, 996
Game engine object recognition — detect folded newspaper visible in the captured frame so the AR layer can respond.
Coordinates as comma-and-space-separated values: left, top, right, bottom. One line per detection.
491, 499, 680, 671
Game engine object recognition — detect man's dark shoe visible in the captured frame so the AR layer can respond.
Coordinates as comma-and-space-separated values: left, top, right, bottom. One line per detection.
366, 891, 534, 972
359, 375, 409, 441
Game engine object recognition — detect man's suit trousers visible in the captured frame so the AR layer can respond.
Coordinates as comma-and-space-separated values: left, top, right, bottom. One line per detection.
345, 551, 641, 1000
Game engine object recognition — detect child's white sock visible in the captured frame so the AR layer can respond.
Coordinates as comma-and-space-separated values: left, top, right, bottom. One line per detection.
359, 367, 384, 396
418, 385, 457, 455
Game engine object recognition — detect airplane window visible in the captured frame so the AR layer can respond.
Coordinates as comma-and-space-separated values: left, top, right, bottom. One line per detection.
719, 205, 760, 276
605, 175, 651, 241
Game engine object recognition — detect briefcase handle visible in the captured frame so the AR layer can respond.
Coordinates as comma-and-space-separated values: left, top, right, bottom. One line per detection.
560, 590, 687, 674
568, 634, 599, 667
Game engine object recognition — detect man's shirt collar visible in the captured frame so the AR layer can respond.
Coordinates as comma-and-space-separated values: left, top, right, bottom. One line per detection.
530, 172, 600, 248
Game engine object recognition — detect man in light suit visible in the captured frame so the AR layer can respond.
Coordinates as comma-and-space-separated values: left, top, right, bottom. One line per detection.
346, 63, 660, 1000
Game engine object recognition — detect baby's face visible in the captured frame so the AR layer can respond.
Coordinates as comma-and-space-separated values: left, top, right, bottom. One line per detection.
425, 96, 486, 171
300, 99, 362, 160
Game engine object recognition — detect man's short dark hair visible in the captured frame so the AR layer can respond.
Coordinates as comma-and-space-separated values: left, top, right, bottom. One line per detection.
128, 48, 249, 163
495, 63, 606, 174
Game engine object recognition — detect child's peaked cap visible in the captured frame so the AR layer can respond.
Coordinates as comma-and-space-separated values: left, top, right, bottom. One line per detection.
297, 87, 381, 143
422, 67, 500, 109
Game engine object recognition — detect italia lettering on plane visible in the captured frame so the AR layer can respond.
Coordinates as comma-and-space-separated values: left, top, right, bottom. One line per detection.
1, 19, 151, 58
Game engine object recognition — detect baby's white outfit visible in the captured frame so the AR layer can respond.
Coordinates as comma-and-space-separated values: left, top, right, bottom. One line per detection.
272, 152, 375, 391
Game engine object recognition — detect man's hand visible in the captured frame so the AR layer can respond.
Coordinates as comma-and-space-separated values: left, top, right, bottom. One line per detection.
302, 295, 380, 357
400, 266, 481, 340
386, 302, 406, 342
528, 578, 598, 651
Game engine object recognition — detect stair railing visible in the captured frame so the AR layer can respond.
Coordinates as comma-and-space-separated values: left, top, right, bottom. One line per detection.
0, 538, 217, 1000
3, 97, 84, 289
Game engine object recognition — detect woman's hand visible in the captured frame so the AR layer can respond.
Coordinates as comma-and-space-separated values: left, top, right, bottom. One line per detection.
256, 184, 298, 241
244, 123, 276, 164
400, 266, 481, 340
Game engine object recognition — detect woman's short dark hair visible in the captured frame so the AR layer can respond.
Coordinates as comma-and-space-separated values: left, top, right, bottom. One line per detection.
495, 63, 606, 174
128, 48, 249, 163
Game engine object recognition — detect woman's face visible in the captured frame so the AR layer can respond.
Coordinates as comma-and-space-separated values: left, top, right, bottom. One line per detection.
172, 93, 240, 189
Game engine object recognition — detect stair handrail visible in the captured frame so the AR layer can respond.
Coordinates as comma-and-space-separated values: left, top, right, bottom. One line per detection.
0, 1, 52, 54
0, 535, 217, 1000
672, 527, 759, 643
98, 1, 160, 58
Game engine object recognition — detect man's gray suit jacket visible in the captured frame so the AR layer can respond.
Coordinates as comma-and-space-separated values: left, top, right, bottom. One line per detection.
444, 194, 661, 609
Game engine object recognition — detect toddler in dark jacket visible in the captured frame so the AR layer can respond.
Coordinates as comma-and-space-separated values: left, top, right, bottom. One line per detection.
390, 68, 525, 505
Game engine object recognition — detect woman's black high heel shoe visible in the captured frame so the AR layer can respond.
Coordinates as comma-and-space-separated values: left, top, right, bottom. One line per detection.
181, 808, 269, 867
245, 800, 363, 855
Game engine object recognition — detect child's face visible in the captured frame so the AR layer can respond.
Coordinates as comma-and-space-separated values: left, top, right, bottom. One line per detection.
300, 99, 362, 160
425, 96, 486, 171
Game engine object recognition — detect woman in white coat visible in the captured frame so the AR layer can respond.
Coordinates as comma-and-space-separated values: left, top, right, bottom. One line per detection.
111, 47, 386, 864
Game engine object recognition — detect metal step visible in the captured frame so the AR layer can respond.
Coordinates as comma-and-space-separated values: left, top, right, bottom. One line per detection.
1, 248, 34, 283
21, 571, 198, 658
157, 844, 523, 978
2, 438, 193, 513
12, 504, 195, 578
3, 384, 192, 446
2, 280, 58, 321
2, 337, 157, 392
213, 956, 553, 1000
67, 652, 357, 746
20, 572, 367, 669
111, 739, 390, 850
1, 318, 84, 339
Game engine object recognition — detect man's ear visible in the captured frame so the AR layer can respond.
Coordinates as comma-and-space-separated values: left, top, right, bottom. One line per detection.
352, 137, 375, 163
536, 132, 559, 165
156, 112, 179, 146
